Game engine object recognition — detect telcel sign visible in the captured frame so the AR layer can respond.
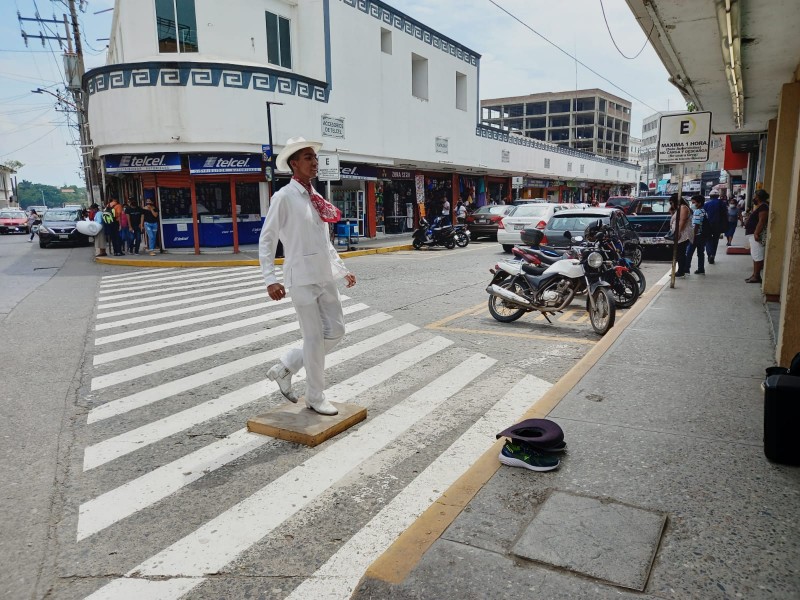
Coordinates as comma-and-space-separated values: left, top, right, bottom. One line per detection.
189, 154, 262, 174
105, 153, 181, 173
657, 111, 712, 164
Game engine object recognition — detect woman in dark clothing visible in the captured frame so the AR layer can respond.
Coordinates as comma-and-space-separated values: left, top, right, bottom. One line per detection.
668, 194, 693, 277
744, 189, 770, 283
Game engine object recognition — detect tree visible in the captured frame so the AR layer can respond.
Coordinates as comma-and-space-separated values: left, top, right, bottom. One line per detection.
16, 180, 87, 209
1, 160, 24, 172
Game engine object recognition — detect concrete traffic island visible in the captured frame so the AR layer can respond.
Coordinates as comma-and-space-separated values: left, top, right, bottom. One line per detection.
247, 402, 367, 447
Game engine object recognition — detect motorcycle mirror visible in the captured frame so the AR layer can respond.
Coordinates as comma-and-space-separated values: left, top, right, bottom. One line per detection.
563, 230, 572, 239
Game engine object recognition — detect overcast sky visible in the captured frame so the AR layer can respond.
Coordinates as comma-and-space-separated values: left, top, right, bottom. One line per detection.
0, 0, 685, 187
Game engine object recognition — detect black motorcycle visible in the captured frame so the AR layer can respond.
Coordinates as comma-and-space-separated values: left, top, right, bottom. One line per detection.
412, 217, 456, 250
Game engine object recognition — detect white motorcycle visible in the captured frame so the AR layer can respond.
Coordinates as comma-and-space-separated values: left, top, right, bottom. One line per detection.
485, 234, 616, 335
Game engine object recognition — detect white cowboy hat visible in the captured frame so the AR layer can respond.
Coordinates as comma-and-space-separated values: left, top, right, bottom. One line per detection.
275, 136, 323, 173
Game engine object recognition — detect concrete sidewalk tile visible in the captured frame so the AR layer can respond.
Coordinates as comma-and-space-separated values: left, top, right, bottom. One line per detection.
550, 363, 764, 444
354, 539, 660, 600
598, 328, 774, 379
511, 491, 665, 591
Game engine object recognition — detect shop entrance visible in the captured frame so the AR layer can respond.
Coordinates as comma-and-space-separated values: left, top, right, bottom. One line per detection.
331, 179, 365, 237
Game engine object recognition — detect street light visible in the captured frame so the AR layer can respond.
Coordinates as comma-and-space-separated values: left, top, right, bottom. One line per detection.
31, 87, 78, 111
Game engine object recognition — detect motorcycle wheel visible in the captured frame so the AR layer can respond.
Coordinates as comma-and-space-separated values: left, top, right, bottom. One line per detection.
610, 271, 639, 309
587, 287, 616, 335
455, 232, 469, 247
628, 245, 643, 267
445, 238, 456, 249
488, 281, 527, 323
412, 238, 424, 250
630, 266, 647, 295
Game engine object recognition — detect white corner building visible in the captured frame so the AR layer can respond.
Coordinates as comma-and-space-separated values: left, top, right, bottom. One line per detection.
86, 0, 639, 252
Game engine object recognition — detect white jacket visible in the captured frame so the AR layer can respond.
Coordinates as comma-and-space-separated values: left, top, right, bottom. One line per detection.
259, 179, 348, 288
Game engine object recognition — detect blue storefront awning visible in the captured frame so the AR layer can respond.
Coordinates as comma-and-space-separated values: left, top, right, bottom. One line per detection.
105, 153, 182, 173
189, 154, 262, 175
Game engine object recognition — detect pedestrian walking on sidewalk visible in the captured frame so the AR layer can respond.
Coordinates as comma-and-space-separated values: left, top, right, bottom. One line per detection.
259, 137, 356, 416
93, 204, 107, 257
703, 190, 727, 264
725, 198, 739, 246
668, 194, 693, 277
125, 198, 143, 254
686, 194, 710, 275
745, 189, 770, 284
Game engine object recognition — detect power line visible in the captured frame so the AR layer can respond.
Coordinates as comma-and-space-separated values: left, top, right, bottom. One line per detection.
485, 0, 659, 113
0, 125, 61, 157
598, 0, 654, 60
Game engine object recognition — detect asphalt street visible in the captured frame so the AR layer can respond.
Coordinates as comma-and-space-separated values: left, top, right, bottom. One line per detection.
0, 234, 667, 600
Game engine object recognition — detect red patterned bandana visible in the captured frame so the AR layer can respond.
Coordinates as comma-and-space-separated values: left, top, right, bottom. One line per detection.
292, 176, 341, 223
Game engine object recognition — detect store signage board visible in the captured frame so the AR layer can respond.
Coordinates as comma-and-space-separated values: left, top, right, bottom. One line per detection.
657, 111, 712, 164
340, 164, 377, 181
322, 115, 345, 139
261, 144, 272, 161
317, 154, 340, 181
188, 154, 262, 175
502, 150, 511, 163
435, 137, 449, 154
512, 176, 523, 188
105, 153, 181, 173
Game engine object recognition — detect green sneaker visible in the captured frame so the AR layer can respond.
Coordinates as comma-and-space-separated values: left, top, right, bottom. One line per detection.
499, 441, 560, 472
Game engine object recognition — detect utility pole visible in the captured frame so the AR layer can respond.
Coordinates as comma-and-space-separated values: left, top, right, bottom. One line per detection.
18, 1, 97, 204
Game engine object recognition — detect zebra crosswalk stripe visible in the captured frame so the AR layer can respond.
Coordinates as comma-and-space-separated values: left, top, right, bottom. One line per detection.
86, 316, 413, 425
85, 354, 495, 598
90, 303, 370, 390
286, 374, 553, 599
98, 268, 260, 301
77, 336, 453, 540
98, 267, 181, 282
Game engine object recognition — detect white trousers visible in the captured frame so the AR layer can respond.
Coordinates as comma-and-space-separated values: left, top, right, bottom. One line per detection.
281, 280, 345, 403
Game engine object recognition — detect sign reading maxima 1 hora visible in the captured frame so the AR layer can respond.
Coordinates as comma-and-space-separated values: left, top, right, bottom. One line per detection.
657, 111, 712, 164
317, 154, 340, 182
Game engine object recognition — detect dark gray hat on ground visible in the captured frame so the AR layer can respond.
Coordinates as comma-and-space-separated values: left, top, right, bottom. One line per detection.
496, 418, 564, 447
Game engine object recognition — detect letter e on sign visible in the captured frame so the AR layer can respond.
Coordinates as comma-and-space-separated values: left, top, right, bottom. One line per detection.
680, 120, 690, 134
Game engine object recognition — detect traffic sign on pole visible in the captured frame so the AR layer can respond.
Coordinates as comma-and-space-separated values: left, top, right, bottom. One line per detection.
657, 112, 712, 164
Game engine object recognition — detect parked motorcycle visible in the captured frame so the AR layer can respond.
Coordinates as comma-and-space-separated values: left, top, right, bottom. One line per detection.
412, 217, 456, 250
583, 222, 640, 309
486, 231, 616, 335
454, 224, 471, 247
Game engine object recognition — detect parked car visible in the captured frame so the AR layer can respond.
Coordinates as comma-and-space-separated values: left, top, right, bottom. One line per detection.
540, 207, 642, 265
465, 204, 516, 241
37, 208, 92, 248
604, 196, 637, 214
497, 203, 572, 252
0, 209, 30, 234
26, 205, 48, 216
625, 195, 673, 251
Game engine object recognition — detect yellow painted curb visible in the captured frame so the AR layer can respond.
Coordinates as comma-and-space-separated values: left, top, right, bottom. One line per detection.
93, 244, 414, 268
360, 273, 670, 588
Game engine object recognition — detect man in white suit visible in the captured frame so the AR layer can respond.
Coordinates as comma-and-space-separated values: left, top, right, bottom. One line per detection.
259, 137, 356, 416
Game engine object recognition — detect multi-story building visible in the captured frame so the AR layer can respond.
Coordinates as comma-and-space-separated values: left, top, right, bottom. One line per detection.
480, 89, 633, 160
85, 1, 638, 253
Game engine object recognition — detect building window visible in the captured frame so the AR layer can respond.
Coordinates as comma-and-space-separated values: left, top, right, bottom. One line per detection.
381, 27, 392, 54
156, 0, 198, 53
567, 162, 573, 172
412, 53, 428, 100
456, 72, 467, 111
526, 102, 547, 115
266, 10, 292, 69
544, 158, 551, 168
580, 164, 585, 173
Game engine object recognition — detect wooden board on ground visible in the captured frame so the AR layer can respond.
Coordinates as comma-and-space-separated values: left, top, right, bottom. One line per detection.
247, 402, 367, 447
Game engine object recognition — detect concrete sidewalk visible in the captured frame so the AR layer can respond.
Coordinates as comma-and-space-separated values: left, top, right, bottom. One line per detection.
95, 232, 414, 268
354, 232, 800, 599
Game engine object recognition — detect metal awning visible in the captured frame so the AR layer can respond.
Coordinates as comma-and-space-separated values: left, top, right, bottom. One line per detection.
625, 0, 800, 134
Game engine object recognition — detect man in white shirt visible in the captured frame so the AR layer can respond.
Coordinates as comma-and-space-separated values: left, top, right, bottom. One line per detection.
259, 137, 356, 416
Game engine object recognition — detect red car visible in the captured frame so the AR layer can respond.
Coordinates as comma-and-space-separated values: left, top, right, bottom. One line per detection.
0, 209, 29, 234
604, 196, 637, 214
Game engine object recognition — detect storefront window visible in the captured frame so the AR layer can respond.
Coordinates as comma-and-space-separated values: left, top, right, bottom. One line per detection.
158, 187, 192, 218
195, 182, 231, 216
235, 182, 260, 214
331, 179, 365, 236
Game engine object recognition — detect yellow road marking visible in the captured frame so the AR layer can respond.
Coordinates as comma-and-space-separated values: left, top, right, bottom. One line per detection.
425, 302, 487, 329
361, 275, 669, 587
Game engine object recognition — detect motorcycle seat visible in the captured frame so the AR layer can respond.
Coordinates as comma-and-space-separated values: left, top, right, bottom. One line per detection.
523, 272, 556, 291
521, 263, 546, 276
530, 250, 566, 265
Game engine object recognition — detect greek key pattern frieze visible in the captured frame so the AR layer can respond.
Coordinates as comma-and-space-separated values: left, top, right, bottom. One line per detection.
339, 0, 478, 67
86, 64, 329, 103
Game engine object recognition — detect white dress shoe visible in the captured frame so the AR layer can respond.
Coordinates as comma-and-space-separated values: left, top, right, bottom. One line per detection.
267, 363, 298, 403
305, 396, 338, 416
